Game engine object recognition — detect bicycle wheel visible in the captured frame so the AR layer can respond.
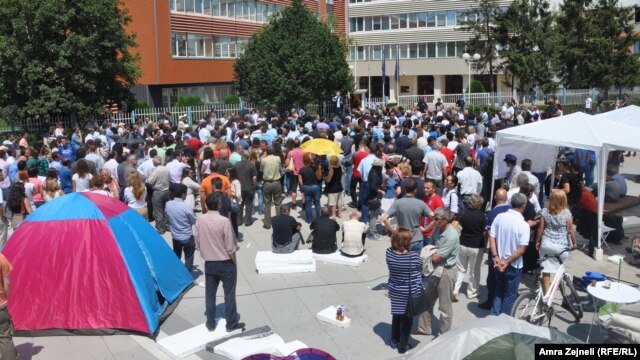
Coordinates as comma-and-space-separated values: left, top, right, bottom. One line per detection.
511, 291, 545, 326
560, 274, 583, 321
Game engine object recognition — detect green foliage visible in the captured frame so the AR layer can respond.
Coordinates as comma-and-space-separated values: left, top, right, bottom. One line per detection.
133, 100, 150, 109
494, 0, 556, 92
456, 0, 502, 92
552, 0, 640, 89
234, 0, 353, 106
0, 0, 141, 120
224, 95, 240, 105
465, 80, 486, 93
174, 96, 204, 107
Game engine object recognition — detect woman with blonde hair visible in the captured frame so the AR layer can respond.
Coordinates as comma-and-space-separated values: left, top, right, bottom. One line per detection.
43, 169, 64, 202
536, 189, 576, 293
124, 171, 148, 219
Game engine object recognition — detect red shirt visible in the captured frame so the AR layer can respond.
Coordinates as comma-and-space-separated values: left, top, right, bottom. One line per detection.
421, 194, 444, 237
577, 188, 597, 213
440, 147, 454, 174
352, 150, 368, 179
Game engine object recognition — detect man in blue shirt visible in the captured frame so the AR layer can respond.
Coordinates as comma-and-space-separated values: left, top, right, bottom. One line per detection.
165, 183, 197, 272
58, 136, 77, 163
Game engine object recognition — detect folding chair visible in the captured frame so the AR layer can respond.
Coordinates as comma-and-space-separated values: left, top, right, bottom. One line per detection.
600, 223, 615, 251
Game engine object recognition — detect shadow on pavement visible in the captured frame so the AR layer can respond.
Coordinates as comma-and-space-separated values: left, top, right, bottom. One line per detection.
15, 343, 43, 360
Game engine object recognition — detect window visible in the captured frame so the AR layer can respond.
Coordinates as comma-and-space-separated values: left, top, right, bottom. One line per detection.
427, 43, 436, 58
390, 14, 399, 29
456, 11, 466, 25
399, 44, 408, 59
357, 17, 364, 31
399, 14, 407, 28
235, 1, 243, 18
635, 7, 640, 23
408, 13, 417, 28
170, 0, 177, 11
417, 12, 427, 27
185, 0, 195, 12
203, 0, 212, 15
446, 11, 456, 26
172, 33, 187, 57
437, 42, 446, 57
176, 0, 185, 11
372, 16, 381, 30
467, 12, 477, 23
418, 43, 426, 58
456, 42, 466, 57
387, 44, 397, 59
350, 18, 357, 32
256, 2, 264, 21
436, 11, 446, 26
427, 12, 435, 27
409, 43, 418, 58
372, 45, 382, 60
365, 16, 372, 31
357, 46, 366, 60
381, 15, 389, 30
634, 40, 640, 54
194, 0, 203, 13
447, 42, 456, 57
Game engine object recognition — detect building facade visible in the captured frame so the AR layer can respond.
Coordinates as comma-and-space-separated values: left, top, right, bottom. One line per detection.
126, 0, 344, 107
346, 0, 515, 103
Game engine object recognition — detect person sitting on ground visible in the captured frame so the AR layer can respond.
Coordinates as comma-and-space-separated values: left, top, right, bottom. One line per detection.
341, 210, 369, 257
310, 206, 340, 254
271, 204, 304, 254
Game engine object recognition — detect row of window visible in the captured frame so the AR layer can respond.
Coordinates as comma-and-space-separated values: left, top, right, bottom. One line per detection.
349, 11, 481, 32
171, 33, 249, 59
170, 0, 284, 23
348, 42, 468, 61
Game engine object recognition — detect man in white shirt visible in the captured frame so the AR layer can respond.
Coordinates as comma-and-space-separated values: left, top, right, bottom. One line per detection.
198, 121, 211, 143
456, 157, 483, 199
166, 151, 189, 185
341, 211, 368, 257
585, 95, 592, 114
489, 193, 529, 315
137, 149, 158, 178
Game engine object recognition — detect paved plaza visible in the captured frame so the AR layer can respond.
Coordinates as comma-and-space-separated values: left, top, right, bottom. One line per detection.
12, 157, 640, 360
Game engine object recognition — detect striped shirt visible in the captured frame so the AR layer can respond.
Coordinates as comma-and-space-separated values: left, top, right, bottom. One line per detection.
386, 248, 423, 315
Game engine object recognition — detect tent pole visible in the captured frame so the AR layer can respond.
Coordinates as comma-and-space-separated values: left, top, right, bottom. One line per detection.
489, 134, 499, 209
596, 146, 608, 251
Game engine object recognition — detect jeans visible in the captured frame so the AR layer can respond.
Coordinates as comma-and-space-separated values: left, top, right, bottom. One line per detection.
254, 181, 264, 215
263, 181, 283, 228
173, 236, 195, 271
484, 252, 496, 305
492, 264, 522, 315
343, 164, 352, 196
240, 190, 254, 226
349, 177, 360, 206
152, 189, 170, 233
417, 266, 457, 335
410, 240, 423, 253
205, 260, 239, 330
302, 184, 321, 223
0, 307, 17, 360
359, 181, 369, 222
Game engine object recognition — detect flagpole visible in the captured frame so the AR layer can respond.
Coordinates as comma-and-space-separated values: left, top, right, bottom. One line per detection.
382, 47, 386, 106
368, 46, 371, 104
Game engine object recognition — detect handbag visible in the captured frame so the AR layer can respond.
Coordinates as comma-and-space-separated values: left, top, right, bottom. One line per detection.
286, 158, 295, 173
405, 254, 429, 317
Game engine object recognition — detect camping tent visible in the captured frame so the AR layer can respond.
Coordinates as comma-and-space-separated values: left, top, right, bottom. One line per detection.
493, 107, 640, 250
3, 192, 194, 336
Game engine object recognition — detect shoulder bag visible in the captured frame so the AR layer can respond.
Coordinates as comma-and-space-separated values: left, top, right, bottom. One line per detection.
405, 253, 429, 317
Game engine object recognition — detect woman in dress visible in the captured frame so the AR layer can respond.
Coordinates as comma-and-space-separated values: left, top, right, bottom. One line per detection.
181, 167, 200, 210
72, 159, 92, 192
536, 190, 577, 293
386, 228, 422, 354
124, 172, 147, 219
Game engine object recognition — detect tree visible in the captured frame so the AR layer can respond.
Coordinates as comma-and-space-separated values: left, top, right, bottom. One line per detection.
233, 0, 353, 106
457, 0, 502, 93
0, 0, 140, 121
175, 96, 204, 107
552, 0, 640, 89
465, 79, 486, 93
494, 0, 556, 94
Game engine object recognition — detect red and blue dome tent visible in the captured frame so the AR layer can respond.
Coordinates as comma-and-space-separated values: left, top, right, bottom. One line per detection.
3, 192, 194, 337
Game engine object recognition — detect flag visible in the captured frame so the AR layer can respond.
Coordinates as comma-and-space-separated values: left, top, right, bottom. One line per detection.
394, 47, 400, 85
381, 48, 386, 90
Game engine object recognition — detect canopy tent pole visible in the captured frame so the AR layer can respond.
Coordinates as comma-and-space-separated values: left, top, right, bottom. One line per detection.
596, 146, 609, 250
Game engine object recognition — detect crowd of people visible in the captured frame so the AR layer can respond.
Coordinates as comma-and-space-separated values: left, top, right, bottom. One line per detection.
0, 94, 632, 358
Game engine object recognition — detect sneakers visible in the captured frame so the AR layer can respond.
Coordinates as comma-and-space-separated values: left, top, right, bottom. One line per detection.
452, 293, 459, 302
226, 322, 246, 332
478, 301, 492, 310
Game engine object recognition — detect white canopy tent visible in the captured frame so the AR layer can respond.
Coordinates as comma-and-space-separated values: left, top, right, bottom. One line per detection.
493, 107, 640, 252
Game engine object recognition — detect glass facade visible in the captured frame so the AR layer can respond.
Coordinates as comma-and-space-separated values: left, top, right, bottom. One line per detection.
172, 33, 249, 59
170, 0, 283, 22
349, 9, 468, 32
349, 42, 466, 61
162, 84, 235, 106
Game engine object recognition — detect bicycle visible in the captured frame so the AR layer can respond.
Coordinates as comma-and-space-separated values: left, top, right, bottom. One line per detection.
511, 248, 583, 326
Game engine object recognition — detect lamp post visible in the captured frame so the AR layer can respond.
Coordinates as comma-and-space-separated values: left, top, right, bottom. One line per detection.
462, 52, 480, 95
